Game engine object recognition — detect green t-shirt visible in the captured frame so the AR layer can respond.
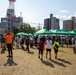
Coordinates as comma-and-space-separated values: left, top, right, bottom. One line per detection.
54, 41, 59, 49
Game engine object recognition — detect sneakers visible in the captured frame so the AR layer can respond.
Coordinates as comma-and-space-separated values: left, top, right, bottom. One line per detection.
38, 56, 43, 60
55, 56, 57, 59
10, 55, 13, 57
7, 55, 13, 57
7, 55, 10, 57
38, 56, 40, 58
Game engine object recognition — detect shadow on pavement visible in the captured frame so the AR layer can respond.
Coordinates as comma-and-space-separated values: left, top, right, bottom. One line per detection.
28, 51, 34, 54
4, 57, 17, 66
41, 60, 54, 68
51, 59, 66, 67
59, 50, 66, 53
57, 58, 72, 65
1, 49, 5, 54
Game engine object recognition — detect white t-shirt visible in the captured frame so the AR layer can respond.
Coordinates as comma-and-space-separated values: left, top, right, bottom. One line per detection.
46, 40, 52, 49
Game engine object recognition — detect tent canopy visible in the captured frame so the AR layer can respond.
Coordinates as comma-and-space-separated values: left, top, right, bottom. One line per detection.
53, 29, 70, 35
69, 30, 76, 35
28, 33, 33, 36
34, 29, 54, 35
16, 32, 28, 36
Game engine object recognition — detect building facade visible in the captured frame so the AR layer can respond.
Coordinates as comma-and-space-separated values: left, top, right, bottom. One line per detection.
44, 18, 50, 30
13, 17, 23, 27
44, 14, 60, 30
0, 23, 1, 28
63, 17, 76, 31
1, 18, 8, 32
51, 17, 59, 30
63, 20, 73, 31
0, 0, 23, 33
1, 16, 23, 32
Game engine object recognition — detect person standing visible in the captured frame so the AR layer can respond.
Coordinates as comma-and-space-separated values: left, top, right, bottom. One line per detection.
25, 36, 30, 52
65, 37, 69, 47
21, 37, 25, 50
38, 38, 44, 60
60, 36, 64, 47
46, 37, 52, 60
1, 35, 6, 51
15, 36, 20, 48
72, 37, 76, 53
4, 32, 14, 57
53, 39, 59, 59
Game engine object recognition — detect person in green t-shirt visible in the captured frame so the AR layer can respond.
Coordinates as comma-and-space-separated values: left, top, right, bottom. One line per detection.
53, 39, 59, 59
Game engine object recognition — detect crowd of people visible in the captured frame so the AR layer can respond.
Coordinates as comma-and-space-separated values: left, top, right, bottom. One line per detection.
0, 32, 76, 60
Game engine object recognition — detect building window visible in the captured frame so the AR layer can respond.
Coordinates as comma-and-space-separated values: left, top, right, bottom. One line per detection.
8, 27, 10, 30
8, 23, 10, 26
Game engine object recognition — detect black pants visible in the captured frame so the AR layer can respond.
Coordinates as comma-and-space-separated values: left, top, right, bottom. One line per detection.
54, 48, 58, 53
26, 44, 29, 51
7, 44, 13, 56
73, 47, 76, 53
38, 49, 43, 55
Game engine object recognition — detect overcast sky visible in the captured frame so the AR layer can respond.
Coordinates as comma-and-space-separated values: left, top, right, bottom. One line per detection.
0, 0, 76, 29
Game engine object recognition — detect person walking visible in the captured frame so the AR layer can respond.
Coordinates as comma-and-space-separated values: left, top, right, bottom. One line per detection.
38, 38, 44, 60
1, 35, 6, 52
4, 32, 14, 57
46, 37, 52, 60
15, 36, 20, 48
53, 39, 59, 59
25, 36, 30, 52
65, 37, 69, 47
20, 37, 25, 50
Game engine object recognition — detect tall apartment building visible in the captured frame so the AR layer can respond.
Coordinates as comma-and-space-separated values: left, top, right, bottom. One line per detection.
63, 17, 76, 31
44, 14, 60, 30
6, 9, 15, 32
1, 16, 23, 32
63, 20, 73, 31
74, 19, 76, 30
1, 18, 8, 32
44, 18, 50, 30
51, 17, 59, 30
72, 17, 76, 30
0, 23, 1, 28
0, 0, 23, 32
13, 17, 23, 27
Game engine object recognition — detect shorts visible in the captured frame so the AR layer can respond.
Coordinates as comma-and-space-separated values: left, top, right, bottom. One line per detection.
54, 48, 58, 53
46, 49, 51, 52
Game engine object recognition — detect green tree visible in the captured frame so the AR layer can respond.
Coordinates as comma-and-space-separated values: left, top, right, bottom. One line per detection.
13, 27, 19, 34
17, 23, 36, 34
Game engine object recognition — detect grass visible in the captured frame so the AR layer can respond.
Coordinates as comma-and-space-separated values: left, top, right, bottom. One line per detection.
0, 45, 76, 75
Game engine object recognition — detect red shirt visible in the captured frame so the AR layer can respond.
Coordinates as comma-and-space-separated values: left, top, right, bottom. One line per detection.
38, 41, 44, 50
